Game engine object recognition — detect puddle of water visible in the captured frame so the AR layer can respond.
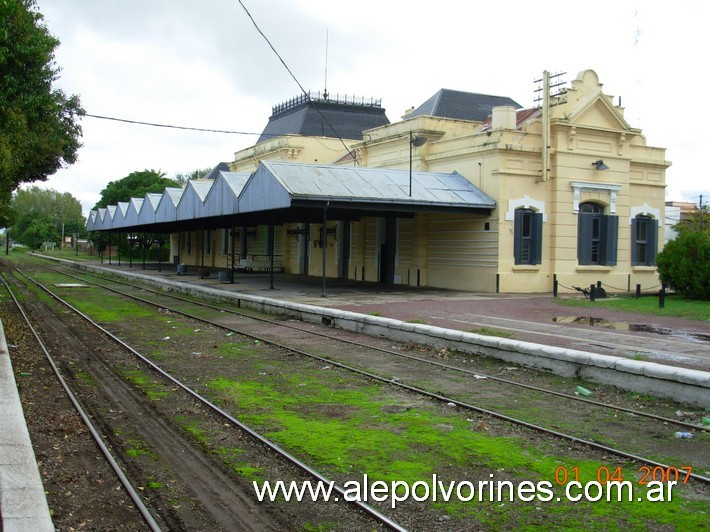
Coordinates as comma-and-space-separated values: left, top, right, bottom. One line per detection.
553, 316, 710, 343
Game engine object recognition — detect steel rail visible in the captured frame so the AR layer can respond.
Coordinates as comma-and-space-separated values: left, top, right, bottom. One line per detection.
5, 260, 408, 531
54, 265, 706, 432
0, 271, 163, 532
31, 263, 710, 485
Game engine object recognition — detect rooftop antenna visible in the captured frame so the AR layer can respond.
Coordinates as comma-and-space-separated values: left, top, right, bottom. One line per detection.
323, 29, 329, 100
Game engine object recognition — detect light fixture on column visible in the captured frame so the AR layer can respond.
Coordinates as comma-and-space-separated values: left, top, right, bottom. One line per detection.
592, 159, 609, 171
409, 132, 428, 196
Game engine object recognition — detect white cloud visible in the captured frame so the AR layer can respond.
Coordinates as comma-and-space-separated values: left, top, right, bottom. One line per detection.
35, 0, 708, 215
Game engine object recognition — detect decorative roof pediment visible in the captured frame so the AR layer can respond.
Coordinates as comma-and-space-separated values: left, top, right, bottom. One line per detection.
559, 71, 631, 132
567, 95, 631, 131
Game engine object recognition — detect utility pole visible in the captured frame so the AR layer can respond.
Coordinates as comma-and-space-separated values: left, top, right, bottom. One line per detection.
700, 194, 704, 231
541, 70, 550, 182
534, 70, 566, 182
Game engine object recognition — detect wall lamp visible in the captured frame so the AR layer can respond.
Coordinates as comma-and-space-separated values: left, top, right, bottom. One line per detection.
409, 132, 428, 196
592, 159, 609, 171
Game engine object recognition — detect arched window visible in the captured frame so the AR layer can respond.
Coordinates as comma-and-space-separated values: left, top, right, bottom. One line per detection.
631, 215, 657, 266
578, 202, 618, 265
514, 208, 542, 265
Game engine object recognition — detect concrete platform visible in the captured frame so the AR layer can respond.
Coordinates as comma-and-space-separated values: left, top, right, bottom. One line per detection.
59, 259, 710, 407
88, 260, 710, 368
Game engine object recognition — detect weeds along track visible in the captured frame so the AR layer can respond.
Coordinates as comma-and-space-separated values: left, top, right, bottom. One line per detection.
3, 256, 709, 529
1, 258, 402, 531
0, 270, 162, 530
41, 261, 710, 481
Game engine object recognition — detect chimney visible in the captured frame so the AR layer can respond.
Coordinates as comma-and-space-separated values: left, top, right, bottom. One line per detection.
491, 106, 517, 130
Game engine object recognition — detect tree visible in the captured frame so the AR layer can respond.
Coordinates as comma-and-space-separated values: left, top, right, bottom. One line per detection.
11, 186, 85, 248
19, 216, 57, 250
94, 169, 180, 209
0, 0, 83, 215
174, 167, 211, 187
656, 207, 710, 300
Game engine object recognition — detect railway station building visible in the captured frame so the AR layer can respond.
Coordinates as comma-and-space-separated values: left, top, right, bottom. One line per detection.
87, 69, 670, 294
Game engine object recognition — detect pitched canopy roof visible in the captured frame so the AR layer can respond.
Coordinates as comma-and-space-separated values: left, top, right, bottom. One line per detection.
87, 161, 495, 232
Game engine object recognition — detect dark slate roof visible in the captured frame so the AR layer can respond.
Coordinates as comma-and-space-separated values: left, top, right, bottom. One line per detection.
202, 162, 230, 180
257, 95, 390, 144
409, 89, 521, 122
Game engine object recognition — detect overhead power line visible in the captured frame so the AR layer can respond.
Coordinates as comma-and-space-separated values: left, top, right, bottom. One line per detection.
86, 2, 358, 160
83, 113, 260, 135
235, 0, 356, 162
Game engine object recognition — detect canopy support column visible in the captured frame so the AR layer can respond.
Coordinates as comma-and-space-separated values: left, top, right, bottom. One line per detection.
321, 203, 328, 298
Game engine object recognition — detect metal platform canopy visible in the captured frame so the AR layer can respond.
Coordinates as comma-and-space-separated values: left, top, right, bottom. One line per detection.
88, 162, 495, 232
237, 161, 496, 225
87, 161, 495, 292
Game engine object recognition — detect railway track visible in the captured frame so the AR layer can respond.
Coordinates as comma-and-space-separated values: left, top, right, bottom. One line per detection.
0, 272, 162, 532
1, 258, 402, 531
51, 265, 706, 431
20, 256, 710, 474
3, 255, 709, 529
27, 259, 710, 483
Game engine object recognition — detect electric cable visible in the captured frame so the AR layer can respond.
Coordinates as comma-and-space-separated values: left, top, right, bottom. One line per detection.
234, 0, 357, 162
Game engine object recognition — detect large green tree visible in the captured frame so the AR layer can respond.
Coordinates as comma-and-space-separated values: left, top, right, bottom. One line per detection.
94, 169, 180, 209
11, 186, 85, 249
0, 0, 83, 215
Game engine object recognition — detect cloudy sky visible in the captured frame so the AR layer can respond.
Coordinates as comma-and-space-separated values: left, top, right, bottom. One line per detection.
38, 0, 708, 215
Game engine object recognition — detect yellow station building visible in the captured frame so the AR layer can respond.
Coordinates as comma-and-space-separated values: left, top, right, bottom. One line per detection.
89, 70, 670, 294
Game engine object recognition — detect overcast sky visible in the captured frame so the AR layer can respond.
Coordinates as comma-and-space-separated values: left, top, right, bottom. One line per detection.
37, 0, 708, 215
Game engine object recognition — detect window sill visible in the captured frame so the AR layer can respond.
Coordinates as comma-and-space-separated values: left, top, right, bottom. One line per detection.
631, 265, 657, 272
575, 265, 613, 272
512, 265, 540, 272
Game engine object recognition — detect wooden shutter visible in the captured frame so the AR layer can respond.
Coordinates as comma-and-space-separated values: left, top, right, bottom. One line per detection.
513, 210, 523, 264
601, 215, 618, 266
577, 213, 593, 265
647, 221, 658, 265
631, 218, 639, 265
531, 212, 543, 264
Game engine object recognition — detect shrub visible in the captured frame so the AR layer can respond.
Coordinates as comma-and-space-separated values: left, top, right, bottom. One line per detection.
656, 230, 710, 300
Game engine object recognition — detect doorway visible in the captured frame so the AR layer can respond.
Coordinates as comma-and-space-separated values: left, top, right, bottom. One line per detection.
378, 217, 396, 283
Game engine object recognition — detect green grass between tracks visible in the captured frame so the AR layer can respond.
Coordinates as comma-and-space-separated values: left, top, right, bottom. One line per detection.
206, 369, 707, 529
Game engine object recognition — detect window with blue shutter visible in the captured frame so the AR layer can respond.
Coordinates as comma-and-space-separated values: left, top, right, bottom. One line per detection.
631, 215, 657, 265
514, 209, 543, 265
578, 202, 618, 265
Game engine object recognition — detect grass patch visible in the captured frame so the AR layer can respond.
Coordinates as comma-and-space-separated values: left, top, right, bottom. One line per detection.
205, 371, 708, 528
407, 318, 427, 324
75, 370, 96, 386
303, 523, 337, 532
625, 391, 657, 402
368, 312, 381, 317
559, 294, 710, 320
174, 417, 264, 483
216, 341, 261, 358
122, 368, 171, 400
125, 438, 155, 458
63, 288, 155, 322
468, 326, 513, 339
